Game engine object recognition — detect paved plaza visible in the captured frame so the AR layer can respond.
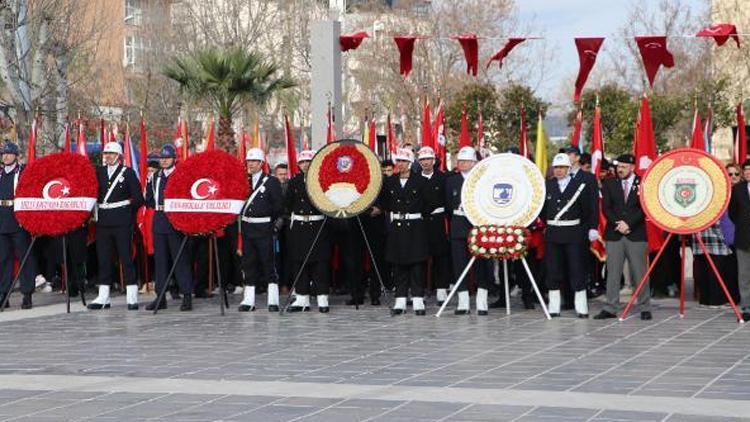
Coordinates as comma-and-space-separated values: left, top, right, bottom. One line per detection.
0, 292, 749, 422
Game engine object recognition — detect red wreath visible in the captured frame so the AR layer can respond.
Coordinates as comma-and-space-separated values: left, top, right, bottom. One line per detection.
165, 150, 249, 235
319, 145, 370, 193
15, 152, 97, 236
468, 225, 531, 260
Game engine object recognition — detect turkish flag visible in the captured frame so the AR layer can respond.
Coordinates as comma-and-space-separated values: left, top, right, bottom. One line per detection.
519, 107, 528, 158
486, 38, 525, 69
454, 34, 479, 76
635, 95, 664, 252
690, 108, 705, 150
635, 36, 674, 88
284, 113, 298, 177
458, 106, 471, 148
571, 108, 582, 150
394, 36, 417, 78
736, 103, 748, 164
574, 37, 604, 101
340, 31, 368, 52
697, 23, 740, 47
421, 100, 432, 148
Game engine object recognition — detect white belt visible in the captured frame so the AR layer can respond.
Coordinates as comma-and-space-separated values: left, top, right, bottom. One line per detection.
242, 216, 272, 224
453, 209, 466, 216
391, 212, 422, 221
430, 207, 445, 215
155, 205, 164, 211
0, 200, 13, 207
98, 200, 130, 210
291, 213, 324, 222
547, 219, 580, 227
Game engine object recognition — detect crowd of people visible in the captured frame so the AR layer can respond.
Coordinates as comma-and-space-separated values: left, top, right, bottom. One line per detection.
0, 138, 748, 321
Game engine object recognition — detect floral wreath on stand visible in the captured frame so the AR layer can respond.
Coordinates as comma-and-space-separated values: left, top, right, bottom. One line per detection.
467, 225, 530, 260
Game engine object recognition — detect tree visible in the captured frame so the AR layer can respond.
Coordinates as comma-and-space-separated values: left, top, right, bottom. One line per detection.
495, 84, 548, 151
444, 83, 499, 150
163, 47, 295, 153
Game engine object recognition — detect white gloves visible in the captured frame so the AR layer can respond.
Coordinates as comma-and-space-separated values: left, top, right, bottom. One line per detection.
588, 229, 600, 242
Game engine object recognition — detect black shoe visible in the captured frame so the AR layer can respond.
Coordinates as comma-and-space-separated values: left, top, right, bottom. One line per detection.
477, 310, 488, 316
593, 310, 617, 320
436, 300, 444, 307
391, 308, 404, 316
415, 309, 426, 316
346, 298, 365, 306
0, 292, 8, 308
87, 302, 111, 310
145, 300, 166, 311
180, 295, 192, 311
742, 312, 750, 322
577, 313, 589, 319
489, 298, 506, 309
454, 309, 469, 315
549, 312, 560, 318
288, 305, 309, 312
522, 296, 535, 310
268, 305, 279, 312
640, 311, 652, 321
319, 306, 329, 313
238, 304, 255, 312
370, 298, 381, 306
127, 304, 138, 311
21, 294, 32, 310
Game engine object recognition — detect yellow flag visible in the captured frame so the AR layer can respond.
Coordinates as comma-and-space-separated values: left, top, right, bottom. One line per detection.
535, 113, 548, 176
252, 121, 260, 148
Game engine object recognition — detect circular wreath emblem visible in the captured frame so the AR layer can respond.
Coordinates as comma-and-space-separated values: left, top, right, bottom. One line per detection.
164, 150, 249, 235
462, 153, 546, 228
14, 152, 97, 236
306, 139, 383, 218
640, 148, 730, 235
468, 225, 530, 260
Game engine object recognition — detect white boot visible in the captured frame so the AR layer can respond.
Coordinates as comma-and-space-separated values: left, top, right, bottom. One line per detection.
456, 291, 470, 314
267, 283, 280, 310
436, 288, 447, 303
317, 294, 330, 313
126, 285, 138, 308
476, 288, 488, 315
412, 297, 425, 315
392, 297, 407, 315
87, 285, 111, 310
289, 294, 310, 312
548, 290, 561, 316
238, 286, 255, 311
574, 290, 589, 318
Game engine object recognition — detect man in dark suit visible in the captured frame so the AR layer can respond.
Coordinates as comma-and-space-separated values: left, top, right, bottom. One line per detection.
729, 158, 750, 321
88, 141, 144, 310
144, 145, 193, 311
594, 154, 651, 320
542, 153, 597, 318
0, 142, 37, 309
238, 148, 283, 312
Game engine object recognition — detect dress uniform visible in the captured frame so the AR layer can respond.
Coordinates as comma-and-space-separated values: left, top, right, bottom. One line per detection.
446, 146, 492, 315
144, 145, 193, 311
238, 148, 283, 312
88, 141, 144, 310
416, 146, 451, 304
542, 153, 597, 317
378, 148, 429, 315
285, 150, 332, 312
0, 142, 37, 309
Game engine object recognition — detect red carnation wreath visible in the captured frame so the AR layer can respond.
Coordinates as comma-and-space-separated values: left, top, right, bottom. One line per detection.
164, 150, 249, 235
468, 225, 530, 260
319, 145, 370, 193
14, 152, 97, 236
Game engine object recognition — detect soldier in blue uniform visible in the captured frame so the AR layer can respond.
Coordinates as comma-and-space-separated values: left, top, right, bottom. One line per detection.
445, 146, 493, 315
0, 142, 37, 309
542, 153, 597, 318
88, 142, 144, 310
237, 148, 283, 312
285, 150, 332, 312
144, 145, 193, 311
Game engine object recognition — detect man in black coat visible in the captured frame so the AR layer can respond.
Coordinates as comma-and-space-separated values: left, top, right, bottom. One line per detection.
0, 142, 37, 309
594, 154, 651, 320
417, 146, 451, 305
88, 141, 144, 310
144, 145, 193, 311
377, 148, 429, 315
285, 150, 332, 312
238, 148, 283, 312
542, 153, 597, 318
729, 158, 750, 321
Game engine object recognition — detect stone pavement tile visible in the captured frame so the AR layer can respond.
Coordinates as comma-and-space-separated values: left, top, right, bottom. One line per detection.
93, 400, 193, 419
225, 404, 324, 421
0, 398, 78, 417
0, 389, 48, 400
665, 415, 749, 422
524, 406, 600, 420
382, 401, 469, 419
446, 404, 533, 421
589, 409, 668, 421
295, 406, 391, 421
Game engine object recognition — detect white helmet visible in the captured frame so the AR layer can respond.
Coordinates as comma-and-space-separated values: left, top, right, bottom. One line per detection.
394, 148, 415, 163
456, 146, 477, 162
245, 147, 265, 162
552, 153, 571, 167
417, 146, 436, 160
102, 142, 123, 155
297, 150, 315, 163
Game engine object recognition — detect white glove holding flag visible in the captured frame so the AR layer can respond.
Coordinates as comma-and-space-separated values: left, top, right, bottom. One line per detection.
588, 229, 599, 242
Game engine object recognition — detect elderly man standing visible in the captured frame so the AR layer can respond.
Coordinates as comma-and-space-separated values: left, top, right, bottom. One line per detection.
594, 154, 651, 321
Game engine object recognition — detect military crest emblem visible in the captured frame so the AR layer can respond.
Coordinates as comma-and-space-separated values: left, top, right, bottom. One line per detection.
673, 178, 696, 208
492, 183, 513, 206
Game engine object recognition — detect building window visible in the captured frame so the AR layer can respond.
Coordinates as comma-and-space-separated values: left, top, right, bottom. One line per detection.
124, 35, 145, 72
124, 0, 142, 26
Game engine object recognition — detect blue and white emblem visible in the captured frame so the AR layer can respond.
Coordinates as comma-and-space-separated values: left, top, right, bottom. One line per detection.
336, 156, 353, 173
492, 183, 513, 206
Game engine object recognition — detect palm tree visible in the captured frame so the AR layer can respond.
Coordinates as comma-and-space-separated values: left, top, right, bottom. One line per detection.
163, 47, 295, 153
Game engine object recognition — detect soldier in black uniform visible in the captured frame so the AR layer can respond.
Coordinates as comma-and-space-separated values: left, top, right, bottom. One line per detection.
88, 142, 144, 310
377, 148, 429, 315
238, 148, 283, 312
285, 150, 332, 312
446, 146, 493, 315
542, 153, 597, 318
416, 146, 451, 305
144, 145, 193, 311
0, 142, 37, 309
